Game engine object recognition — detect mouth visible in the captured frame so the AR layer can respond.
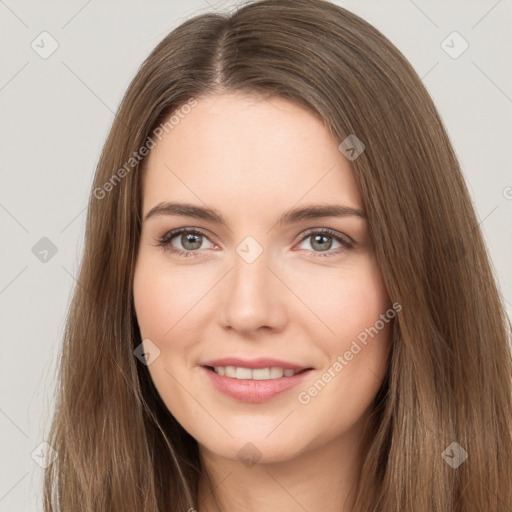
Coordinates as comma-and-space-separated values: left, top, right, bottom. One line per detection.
201, 364, 314, 403
203, 365, 312, 380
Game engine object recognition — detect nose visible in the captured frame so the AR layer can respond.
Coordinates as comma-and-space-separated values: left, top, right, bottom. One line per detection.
219, 250, 288, 335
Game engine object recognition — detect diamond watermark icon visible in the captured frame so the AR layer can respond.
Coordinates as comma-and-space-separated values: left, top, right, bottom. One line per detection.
441, 441, 468, 468
236, 236, 263, 264
441, 31, 469, 59
31, 441, 58, 469
31, 31, 59, 59
134, 338, 161, 366
32, 237, 58, 263
338, 134, 365, 161
237, 442, 262, 468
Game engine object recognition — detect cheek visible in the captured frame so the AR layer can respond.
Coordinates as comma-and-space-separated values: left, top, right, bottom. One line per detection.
297, 255, 391, 344
133, 252, 206, 341
292, 278, 392, 448
133, 263, 171, 340
298, 256, 392, 399
334, 273, 390, 348
133, 256, 200, 413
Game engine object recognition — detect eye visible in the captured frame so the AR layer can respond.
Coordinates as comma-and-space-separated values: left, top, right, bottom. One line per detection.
156, 228, 215, 257
296, 228, 354, 257
155, 227, 354, 259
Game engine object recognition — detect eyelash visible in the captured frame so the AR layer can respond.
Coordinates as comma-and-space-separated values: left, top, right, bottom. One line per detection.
155, 227, 354, 259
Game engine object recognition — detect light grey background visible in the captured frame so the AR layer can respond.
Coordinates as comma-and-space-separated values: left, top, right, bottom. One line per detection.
1, 0, 511, 509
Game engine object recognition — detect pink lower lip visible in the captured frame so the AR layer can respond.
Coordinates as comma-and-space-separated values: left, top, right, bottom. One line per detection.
202, 366, 312, 403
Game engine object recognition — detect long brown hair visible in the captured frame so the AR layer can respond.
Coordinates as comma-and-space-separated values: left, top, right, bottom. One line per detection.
43, 0, 512, 510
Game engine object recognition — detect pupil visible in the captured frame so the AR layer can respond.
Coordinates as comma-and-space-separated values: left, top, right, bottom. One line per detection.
312, 234, 331, 251
182, 233, 201, 250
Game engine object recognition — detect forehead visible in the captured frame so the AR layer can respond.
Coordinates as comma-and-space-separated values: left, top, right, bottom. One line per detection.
141, 93, 363, 220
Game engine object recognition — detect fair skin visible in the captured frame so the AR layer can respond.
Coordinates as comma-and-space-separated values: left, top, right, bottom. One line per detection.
133, 93, 392, 512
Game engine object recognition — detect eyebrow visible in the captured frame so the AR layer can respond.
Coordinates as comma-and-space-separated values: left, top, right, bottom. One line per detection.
144, 202, 367, 226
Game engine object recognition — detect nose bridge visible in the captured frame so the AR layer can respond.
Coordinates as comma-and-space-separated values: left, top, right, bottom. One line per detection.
231, 232, 270, 291
232, 248, 269, 296
219, 241, 286, 332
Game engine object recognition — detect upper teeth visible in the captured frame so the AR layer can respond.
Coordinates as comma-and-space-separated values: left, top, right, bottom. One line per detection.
213, 366, 302, 380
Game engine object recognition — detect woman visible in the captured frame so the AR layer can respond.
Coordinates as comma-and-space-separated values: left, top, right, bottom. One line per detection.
43, 0, 512, 510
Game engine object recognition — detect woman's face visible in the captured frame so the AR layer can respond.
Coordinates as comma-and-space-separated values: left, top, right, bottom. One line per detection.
133, 93, 392, 464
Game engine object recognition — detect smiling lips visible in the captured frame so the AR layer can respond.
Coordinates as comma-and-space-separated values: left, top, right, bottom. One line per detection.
201, 357, 313, 403
202, 357, 311, 370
